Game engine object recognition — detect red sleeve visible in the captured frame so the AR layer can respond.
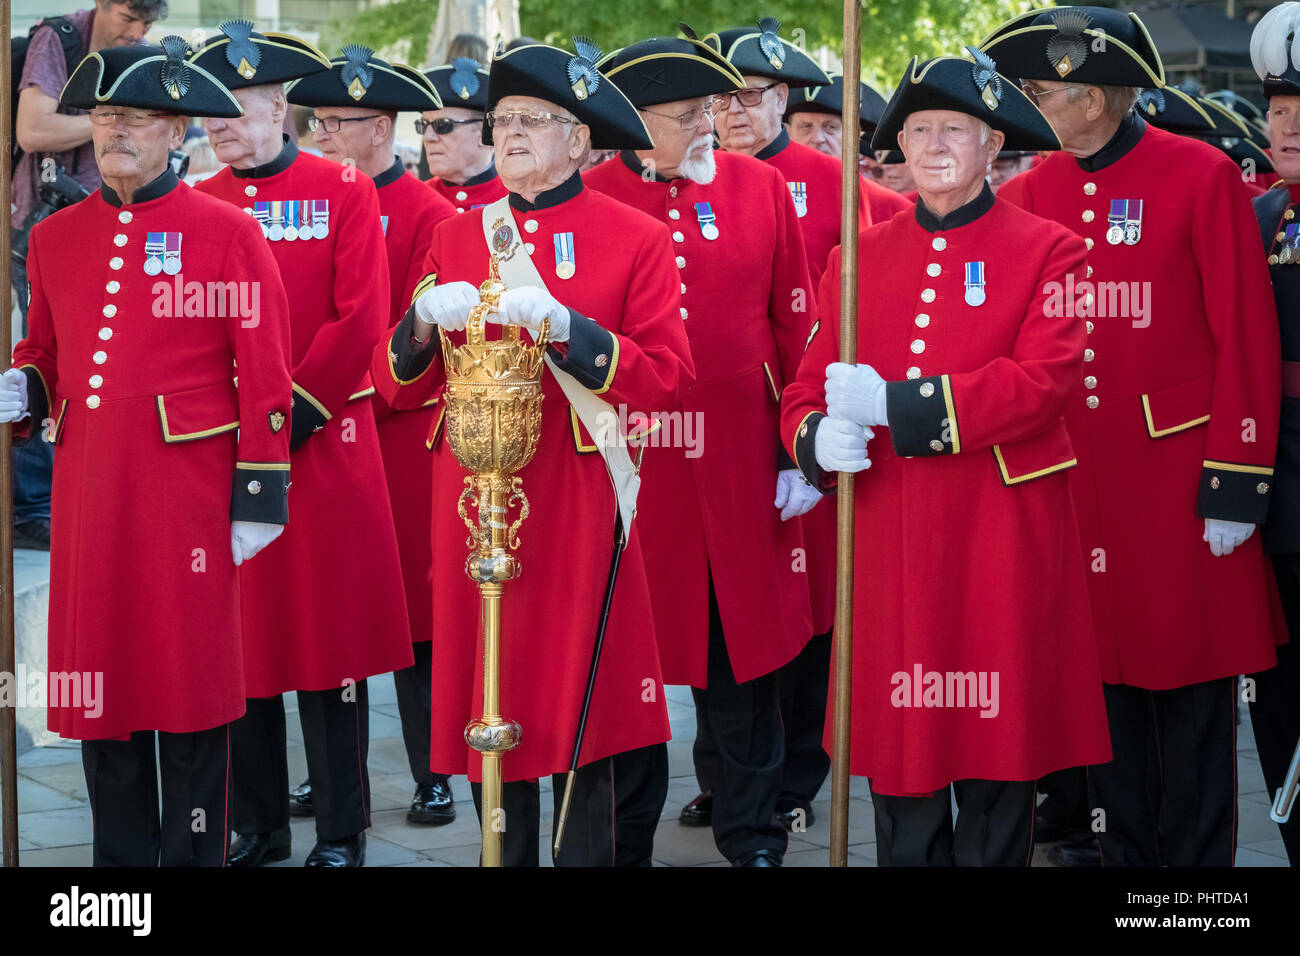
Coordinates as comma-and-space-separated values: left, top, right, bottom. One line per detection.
294, 176, 389, 417
223, 214, 293, 520
12, 223, 58, 443
780, 247, 844, 489
1192, 156, 1282, 523
373, 223, 449, 412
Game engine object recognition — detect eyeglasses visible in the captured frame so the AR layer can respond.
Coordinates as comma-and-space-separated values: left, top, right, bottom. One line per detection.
414, 116, 481, 135
715, 83, 780, 110
1020, 83, 1087, 101
307, 114, 383, 133
89, 109, 169, 127
485, 108, 574, 130
642, 99, 723, 130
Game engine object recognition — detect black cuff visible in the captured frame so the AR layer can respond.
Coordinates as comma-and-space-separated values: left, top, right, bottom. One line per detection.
14, 366, 50, 447
547, 309, 617, 393
777, 443, 797, 472
289, 386, 329, 452
231, 466, 289, 524
1196, 461, 1272, 524
389, 306, 439, 385
793, 411, 835, 493
886, 375, 959, 457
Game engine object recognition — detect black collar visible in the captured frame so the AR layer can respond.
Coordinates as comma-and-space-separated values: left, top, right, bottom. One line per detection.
755, 128, 790, 161
1075, 112, 1147, 173
231, 135, 299, 179
913, 182, 996, 233
457, 160, 498, 187
373, 156, 406, 189
99, 167, 178, 207
508, 170, 583, 211
619, 149, 670, 182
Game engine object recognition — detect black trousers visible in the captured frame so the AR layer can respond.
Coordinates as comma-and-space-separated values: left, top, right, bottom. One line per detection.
1248, 552, 1300, 865
468, 742, 668, 866
393, 640, 438, 787
691, 578, 788, 862
1088, 678, 1237, 866
776, 628, 832, 814
82, 724, 231, 867
230, 682, 371, 841
1037, 766, 1089, 827
870, 779, 1037, 867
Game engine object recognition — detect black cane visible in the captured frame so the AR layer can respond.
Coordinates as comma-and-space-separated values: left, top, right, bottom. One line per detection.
552, 507, 626, 857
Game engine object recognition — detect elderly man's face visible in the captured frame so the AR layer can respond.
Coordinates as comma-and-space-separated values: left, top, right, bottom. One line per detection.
787, 111, 842, 158
1021, 78, 1094, 152
1268, 95, 1300, 183
421, 106, 492, 181
637, 96, 719, 181
311, 106, 389, 166
91, 107, 186, 184
715, 76, 788, 153
491, 95, 588, 192
898, 109, 1002, 200
205, 86, 284, 167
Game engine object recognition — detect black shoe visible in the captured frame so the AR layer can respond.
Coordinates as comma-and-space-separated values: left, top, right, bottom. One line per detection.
1048, 837, 1101, 868
734, 849, 782, 867
304, 832, 366, 867
407, 777, 456, 826
288, 780, 314, 817
13, 516, 50, 551
227, 825, 292, 867
775, 803, 815, 832
1034, 810, 1089, 844
679, 790, 713, 827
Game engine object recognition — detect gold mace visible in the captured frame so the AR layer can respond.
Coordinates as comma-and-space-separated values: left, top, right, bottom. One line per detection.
830, 0, 863, 868
440, 253, 548, 867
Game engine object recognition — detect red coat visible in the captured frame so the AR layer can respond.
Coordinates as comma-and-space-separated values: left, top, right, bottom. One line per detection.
757, 134, 871, 637
428, 167, 507, 213
864, 176, 913, 224
373, 175, 694, 781
15, 172, 293, 739
1002, 117, 1285, 689
197, 142, 414, 696
781, 189, 1112, 794
372, 161, 456, 646
585, 151, 813, 686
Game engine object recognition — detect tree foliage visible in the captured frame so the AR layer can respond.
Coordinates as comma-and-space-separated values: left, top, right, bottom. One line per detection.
324, 0, 1049, 92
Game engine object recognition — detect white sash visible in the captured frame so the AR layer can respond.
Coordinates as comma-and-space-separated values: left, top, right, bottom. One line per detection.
479, 196, 639, 543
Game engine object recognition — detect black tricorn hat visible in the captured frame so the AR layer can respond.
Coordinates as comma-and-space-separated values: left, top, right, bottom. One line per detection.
190, 19, 331, 89
872, 147, 906, 163
871, 48, 1061, 152
1198, 96, 1272, 152
425, 58, 491, 112
597, 36, 744, 108
1134, 87, 1215, 134
703, 18, 831, 87
1252, 3, 1300, 99
287, 46, 442, 111
482, 38, 652, 149
61, 36, 243, 117
982, 6, 1164, 88
1208, 89, 1265, 124
785, 73, 888, 129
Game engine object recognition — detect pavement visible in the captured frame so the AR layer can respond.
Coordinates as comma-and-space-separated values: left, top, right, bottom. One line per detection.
6, 676, 1292, 866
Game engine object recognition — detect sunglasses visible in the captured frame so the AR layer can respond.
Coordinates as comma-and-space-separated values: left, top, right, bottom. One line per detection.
414, 117, 482, 135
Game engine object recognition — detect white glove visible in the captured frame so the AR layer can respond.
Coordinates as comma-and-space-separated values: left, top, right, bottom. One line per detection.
825, 362, 888, 428
0, 368, 29, 423
413, 281, 479, 336
814, 417, 874, 473
774, 468, 822, 521
1203, 517, 1255, 557
231, 520, 285, 566
490, 286, 571, 342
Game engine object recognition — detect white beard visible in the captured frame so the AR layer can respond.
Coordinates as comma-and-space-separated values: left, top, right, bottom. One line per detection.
678, 144, 717, 184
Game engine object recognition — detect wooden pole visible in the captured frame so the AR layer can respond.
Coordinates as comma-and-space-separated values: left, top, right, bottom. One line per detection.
1, 0, 21, 869
829, 0, 862, 868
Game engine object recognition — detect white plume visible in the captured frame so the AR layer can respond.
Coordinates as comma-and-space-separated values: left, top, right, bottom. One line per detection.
1251, 2, 1300, 79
